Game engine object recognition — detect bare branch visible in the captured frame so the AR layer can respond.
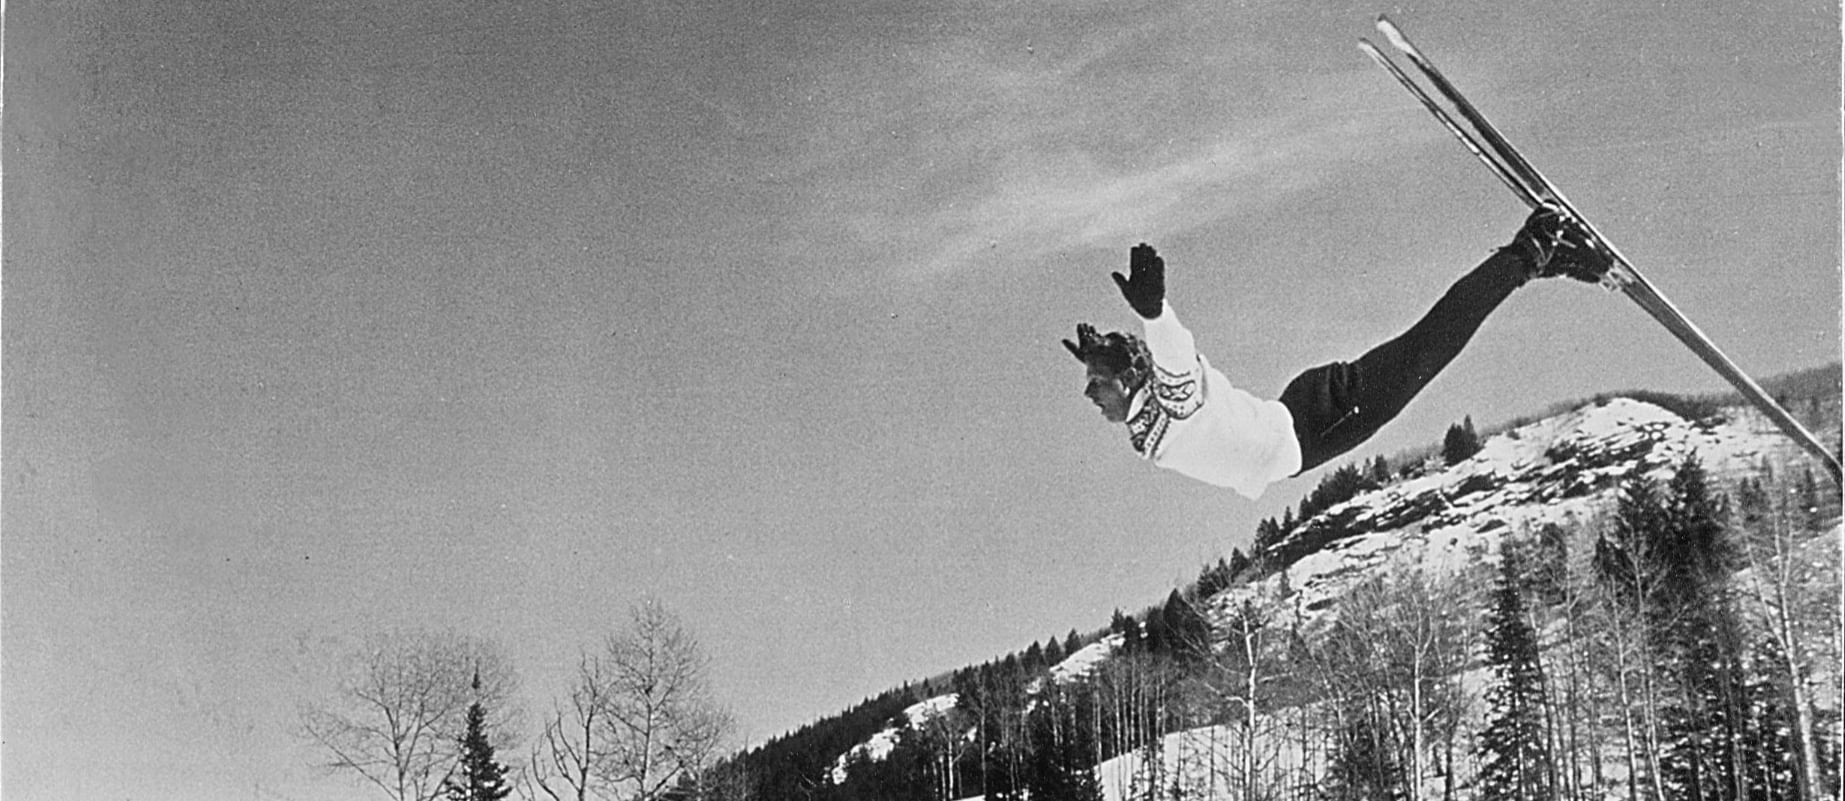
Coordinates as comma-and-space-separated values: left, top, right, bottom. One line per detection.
296, 629, 518, 801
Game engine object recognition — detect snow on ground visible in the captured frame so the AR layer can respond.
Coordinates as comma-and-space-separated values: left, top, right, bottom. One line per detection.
830, 694, 959, 783
1092, 720, 1325, 801
1085, 662, 1553, 801
1216, 398, 1811, 635
834, 642, 1124, 783
842, 398, 1834, 796
1049, 636, 1117, 684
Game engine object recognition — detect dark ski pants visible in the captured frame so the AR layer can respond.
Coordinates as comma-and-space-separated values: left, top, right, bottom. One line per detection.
1279, 248, 1528, 473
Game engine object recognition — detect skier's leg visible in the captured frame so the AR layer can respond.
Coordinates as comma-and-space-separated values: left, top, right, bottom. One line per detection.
1280, 248, 1525, 472
1278, 209, 1610, 473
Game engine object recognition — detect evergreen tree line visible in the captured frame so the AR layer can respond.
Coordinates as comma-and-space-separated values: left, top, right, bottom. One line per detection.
1237, 456, 1839, 801
1254, 457, 1839, 801
1247, 454, 1395, 577
1246, 413, 1489, 582
705, 456, 1841, 801
710, 590, 1216, 801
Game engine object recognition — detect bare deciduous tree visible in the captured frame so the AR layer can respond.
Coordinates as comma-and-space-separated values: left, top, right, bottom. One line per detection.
300, 629, 518, 801
1733, 471, 1838, 801
1192, 591, 1286, 801
530, 650, 618, 801
531, 599, 731, 801
1321, 568, 1475, 801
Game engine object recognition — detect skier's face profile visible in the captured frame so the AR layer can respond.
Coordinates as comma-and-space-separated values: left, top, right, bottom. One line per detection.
1083, 362, 1134, 423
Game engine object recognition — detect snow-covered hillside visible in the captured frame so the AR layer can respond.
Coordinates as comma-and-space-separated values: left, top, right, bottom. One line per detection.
830, 695, 960, 783
823, 396, 1840, 798
1216, 397, 1824, 634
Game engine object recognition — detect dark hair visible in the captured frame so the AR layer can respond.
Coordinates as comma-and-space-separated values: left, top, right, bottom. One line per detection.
1064, 323, 1152, 391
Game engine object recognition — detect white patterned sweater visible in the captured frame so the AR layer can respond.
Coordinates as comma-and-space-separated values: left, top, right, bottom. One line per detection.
1125, 302, 1302, 499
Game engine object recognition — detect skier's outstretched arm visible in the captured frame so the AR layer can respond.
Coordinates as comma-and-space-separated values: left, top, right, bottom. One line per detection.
1099, 243, 1300, 496
1114, 243, 1198, 375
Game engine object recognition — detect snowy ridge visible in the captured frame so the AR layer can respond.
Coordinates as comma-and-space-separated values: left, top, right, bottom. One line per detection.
1087, 400, 1835, 801
832, 638, 1120, 784
1047, 637, 1117, 684
1215, 397, 1813, 632
829, 694, 959, 783
826, 397, 1833, 794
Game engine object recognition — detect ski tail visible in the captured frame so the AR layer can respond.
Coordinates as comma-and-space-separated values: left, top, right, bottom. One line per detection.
1362, 16, 1843, 485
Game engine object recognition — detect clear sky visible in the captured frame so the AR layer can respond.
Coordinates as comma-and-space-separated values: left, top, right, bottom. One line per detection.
4, 0, 1837, 798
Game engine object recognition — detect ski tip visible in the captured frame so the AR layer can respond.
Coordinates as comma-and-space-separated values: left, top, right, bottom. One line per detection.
1376, 16, 1413, 52
1356, 38, 1388, 62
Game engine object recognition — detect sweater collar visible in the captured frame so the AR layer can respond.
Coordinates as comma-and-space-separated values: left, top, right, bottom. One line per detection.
1125, 386, 1163, 455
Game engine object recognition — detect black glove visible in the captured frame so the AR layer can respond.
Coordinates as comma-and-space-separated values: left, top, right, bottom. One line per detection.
1062, 322, 1107, 364
1511, 206, 1613, 283
1112, 243, 1165, 319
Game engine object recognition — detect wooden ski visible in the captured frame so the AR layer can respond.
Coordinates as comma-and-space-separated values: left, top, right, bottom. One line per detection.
1362, 16, 1841, 485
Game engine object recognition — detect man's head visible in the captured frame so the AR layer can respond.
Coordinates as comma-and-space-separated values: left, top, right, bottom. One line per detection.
1063, 323, 1151, 423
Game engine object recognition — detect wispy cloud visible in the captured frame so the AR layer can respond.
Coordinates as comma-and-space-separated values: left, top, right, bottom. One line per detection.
905, 80, 1437, 275
778, 7, 1459, 280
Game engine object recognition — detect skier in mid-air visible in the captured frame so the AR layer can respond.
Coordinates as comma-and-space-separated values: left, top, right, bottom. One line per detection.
1065, 207, 1612, 498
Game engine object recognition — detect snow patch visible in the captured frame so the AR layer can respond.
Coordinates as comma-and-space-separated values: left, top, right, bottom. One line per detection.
830, 694, 959, 783
828, 397, 1836, 797
1219, 397, 1819, 634
1049, 637, 1117, 684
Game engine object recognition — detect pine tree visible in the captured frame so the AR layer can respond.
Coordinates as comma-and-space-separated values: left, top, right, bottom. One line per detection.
1110, 610, 1144, 654
1142, 604, 1171, 655
1195, 557, 1233, 599
1252, 518, 1285, 574
1298, 463, 1374, 520
1663, 454, 1730, 592
1590, 469, 1663, 800
1159, 589, 1209, 662
1477, 546, 1551, 801
444, 675, 512, 801
1043, 634, 1066, 669
1651, 456, 1749, 801
864, 724, 937, 801
1442, 416, 1481, 465
1594, 466, 1670, 609
1739, 632, 1804, 800
1022, 684, 1102, 801
1322, 706, 1405, 801
1735, 469, 1840, 799
1794, 466, 1826, 533
1596, 456, 1772, 801
1227, 548, 1252, 580
1527, 523, 1569, 605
